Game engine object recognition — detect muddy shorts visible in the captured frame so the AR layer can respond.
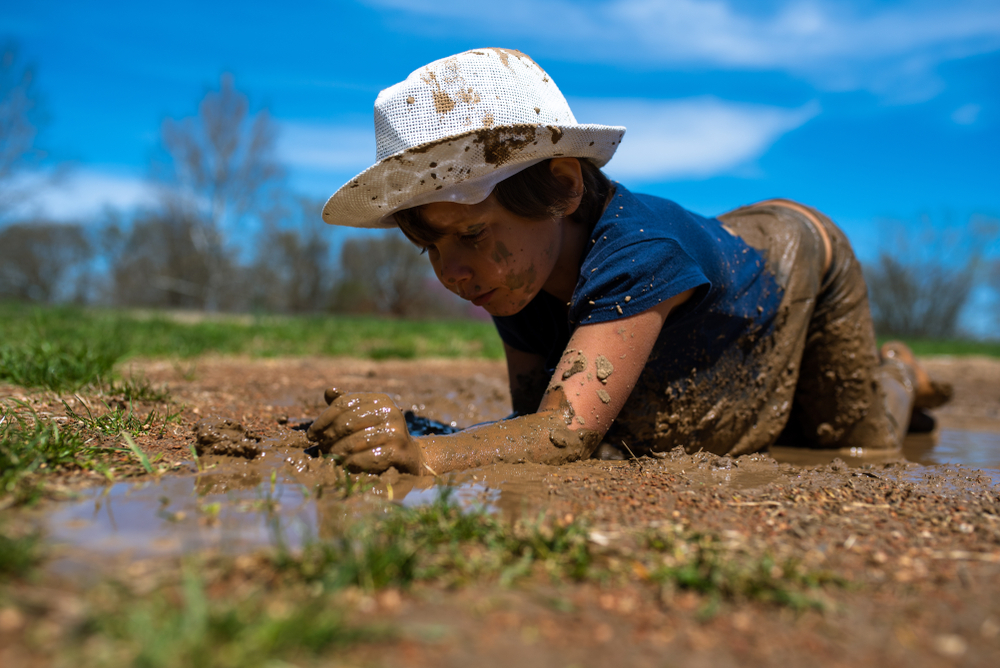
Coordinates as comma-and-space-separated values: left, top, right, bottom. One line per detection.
608, 201, 914, 456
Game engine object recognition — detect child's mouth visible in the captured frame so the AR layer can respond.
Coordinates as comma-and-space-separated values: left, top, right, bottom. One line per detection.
471, 289, 497, 306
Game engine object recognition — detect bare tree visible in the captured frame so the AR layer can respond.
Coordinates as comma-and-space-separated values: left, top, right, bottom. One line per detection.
157, 74, 284, 310
337, 234, 432, 316
866, 253, 976, 338
865, 216, 998, 339
250, 197, 336, 313
0, 42, 45, 219
109, 207, 222, 309
0, 221, 91, 302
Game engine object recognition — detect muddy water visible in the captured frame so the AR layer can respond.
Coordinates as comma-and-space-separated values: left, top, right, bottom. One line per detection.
908, 429, 1000, 469
45, 475, 313, 560
36, 426, 1000, 571
772, 428, 1000, 483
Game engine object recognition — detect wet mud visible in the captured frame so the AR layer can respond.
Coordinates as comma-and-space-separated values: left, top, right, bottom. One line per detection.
193, 417, 263, 458
16, 355, 997, 554
19, 354, 999, 531
6, 355, 1000, 667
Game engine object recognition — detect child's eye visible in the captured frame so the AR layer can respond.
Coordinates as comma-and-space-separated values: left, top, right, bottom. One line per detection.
460, 228, 489, 244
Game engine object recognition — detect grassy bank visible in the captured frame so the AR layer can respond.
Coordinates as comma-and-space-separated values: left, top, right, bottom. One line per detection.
885, 338, 1000, 358
3, 302, 997, 393
0, 302, 504, 388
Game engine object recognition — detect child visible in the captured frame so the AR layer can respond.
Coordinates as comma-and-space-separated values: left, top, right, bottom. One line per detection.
307, 48, 949, 475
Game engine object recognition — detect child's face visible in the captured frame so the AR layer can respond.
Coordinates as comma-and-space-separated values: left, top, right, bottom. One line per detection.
417, 196, 564, 317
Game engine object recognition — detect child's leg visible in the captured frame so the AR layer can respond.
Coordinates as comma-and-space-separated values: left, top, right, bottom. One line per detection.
782, 211, 923, 449
880, 340, 953, 434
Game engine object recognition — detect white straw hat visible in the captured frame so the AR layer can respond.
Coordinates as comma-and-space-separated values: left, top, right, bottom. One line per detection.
322, 48, 626, 228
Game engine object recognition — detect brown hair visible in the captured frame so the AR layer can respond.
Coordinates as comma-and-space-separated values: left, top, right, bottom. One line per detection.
393, 158, 613, 246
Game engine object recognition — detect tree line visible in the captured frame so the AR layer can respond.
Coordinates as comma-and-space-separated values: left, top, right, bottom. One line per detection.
0, 42, 997, 334
0, 46, 470, 319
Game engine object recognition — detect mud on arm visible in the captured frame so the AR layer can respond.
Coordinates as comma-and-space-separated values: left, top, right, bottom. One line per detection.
416, 287, 696, 473
306, 388, 596, 474
308, 289, 693, 475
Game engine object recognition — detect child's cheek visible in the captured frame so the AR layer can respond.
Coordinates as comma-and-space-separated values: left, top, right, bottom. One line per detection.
491, 240, 513, 265
503, 263, 537, 292
545, 237, 558, 259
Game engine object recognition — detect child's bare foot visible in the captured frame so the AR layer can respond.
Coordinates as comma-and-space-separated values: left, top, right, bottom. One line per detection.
880, 341, 953, 409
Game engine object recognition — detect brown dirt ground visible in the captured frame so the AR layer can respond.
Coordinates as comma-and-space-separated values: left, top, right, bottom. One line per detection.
3, 355, 1000, 667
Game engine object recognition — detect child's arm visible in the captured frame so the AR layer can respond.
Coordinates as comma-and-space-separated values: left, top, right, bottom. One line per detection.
307, 288, 695, 474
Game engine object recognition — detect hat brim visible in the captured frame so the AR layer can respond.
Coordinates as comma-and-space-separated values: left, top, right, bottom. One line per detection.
322, 123, 626, 229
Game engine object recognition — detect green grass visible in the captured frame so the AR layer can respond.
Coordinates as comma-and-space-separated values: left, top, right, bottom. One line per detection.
278, 490, 593, 591
70, 569, 382, 668
2, 303, 994, 397
0, 403, 114, 504
0, 302, 505, 392
882, 338, 1000, 358
63, 399, 179, 440
0, 526, 41, 579
105, 375, 173, 403
642, 527, 838, 611
0, 337, 124, 392
274, 490, 827, 608
0, 399, 174, 505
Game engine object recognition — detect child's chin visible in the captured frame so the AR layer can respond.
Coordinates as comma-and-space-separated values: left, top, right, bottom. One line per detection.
483, 300, 528, 318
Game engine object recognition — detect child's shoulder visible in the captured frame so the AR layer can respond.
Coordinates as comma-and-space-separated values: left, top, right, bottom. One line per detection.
588, 184, 727, 261
570, 184, 771, 327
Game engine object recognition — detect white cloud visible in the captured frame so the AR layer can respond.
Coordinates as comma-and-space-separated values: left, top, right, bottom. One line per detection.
7, 168, 158, 222
572, 97, 819, 180
951, 103, 982, 125
367, 0, 1000, 99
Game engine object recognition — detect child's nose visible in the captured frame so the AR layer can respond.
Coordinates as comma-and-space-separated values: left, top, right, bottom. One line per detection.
434, 251, 474, 286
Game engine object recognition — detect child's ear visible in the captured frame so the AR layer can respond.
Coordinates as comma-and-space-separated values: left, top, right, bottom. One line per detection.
549, 158, 584, 217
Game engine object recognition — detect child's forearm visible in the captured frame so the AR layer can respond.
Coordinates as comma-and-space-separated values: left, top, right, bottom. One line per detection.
416, 410, 602, 475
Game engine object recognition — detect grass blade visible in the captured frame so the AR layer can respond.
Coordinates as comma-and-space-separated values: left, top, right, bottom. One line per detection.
122, 432, 154, 475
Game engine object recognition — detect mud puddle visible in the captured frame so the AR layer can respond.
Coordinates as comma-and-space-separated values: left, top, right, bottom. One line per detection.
907, 428, 1000, 469
44, 474, 314, 568
772, 428, 1000, 484
32, 417, 1000, 574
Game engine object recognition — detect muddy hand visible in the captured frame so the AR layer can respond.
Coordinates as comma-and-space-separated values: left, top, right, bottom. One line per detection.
307, 389, 426, 475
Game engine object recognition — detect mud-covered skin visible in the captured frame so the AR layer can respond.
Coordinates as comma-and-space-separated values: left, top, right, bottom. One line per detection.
307, 385, 602, 475
607, 204, 915, 457
307, 389, 427, 474
419, 193, 564, 318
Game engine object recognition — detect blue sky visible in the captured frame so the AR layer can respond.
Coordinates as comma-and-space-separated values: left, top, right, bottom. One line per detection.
3, 0, 999, 261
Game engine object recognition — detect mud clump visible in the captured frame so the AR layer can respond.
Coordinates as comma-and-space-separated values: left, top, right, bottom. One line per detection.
194, 417, 262, 459
595, 355, 614, 383
562, 351, 587, 380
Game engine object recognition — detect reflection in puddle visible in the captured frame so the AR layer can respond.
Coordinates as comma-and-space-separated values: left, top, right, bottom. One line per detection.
46, 474, 315, 561
907, 429, 1000, 469
771, 428, 1000, 483
398, 483, 499, 512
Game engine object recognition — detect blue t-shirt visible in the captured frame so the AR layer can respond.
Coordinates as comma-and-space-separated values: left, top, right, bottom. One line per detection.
492, 185, 783, 378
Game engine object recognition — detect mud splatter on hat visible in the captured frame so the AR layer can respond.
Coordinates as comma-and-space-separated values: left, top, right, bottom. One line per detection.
322, 47, 626, 228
